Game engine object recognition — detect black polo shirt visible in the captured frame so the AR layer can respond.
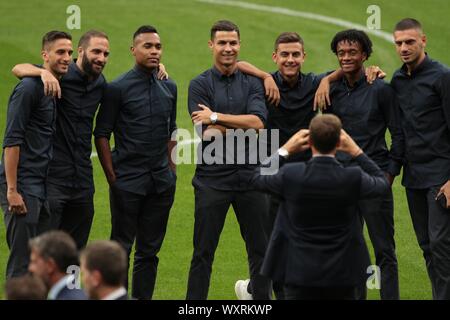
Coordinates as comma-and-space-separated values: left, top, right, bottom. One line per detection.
94, 65, 177, 195
328, 74, 404, 176
266, 71, 327, 162
48, 61, 106, 190
188, 66, 267, 191
391, 55, 450, 188
0, 77, 56, 199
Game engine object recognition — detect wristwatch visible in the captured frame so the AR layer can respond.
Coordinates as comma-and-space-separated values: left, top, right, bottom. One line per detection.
277, 147, 289, 159
210, 112, 218, 124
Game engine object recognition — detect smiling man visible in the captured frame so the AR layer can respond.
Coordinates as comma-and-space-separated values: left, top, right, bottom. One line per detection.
11, 30, 110, 250
326, 29, 404, 300
186, 20, 271, 300
390, 18, 450, 300
0, 31, 72, 278
94, 25, 177, 300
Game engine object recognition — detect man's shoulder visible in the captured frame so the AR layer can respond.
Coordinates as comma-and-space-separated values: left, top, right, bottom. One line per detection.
160, 78, 177, 91
190, 69, 213, 85
18, 76, 42, 90
239, 71, 263, 85
369, 78, 393, 93
112, 69, 136, 84
12, 77, 43, 98
428, 57, 449, 73
56, 286, 87, 300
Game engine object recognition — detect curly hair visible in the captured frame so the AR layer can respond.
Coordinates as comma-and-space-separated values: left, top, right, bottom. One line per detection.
330, 29, 373, 59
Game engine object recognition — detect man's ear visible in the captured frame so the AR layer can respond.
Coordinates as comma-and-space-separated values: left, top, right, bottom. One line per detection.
362, 52, 367, 62
208, 40, 214, 51
77, 46, 84, 59
272, 51, 277, 64
46, 258, 58, 274
130, 46, 135, 57
41, 50, 49, 63
91, 270, 102, 287
422, 34, 427, 48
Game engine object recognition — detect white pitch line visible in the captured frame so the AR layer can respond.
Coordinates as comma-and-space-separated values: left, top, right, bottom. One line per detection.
197, 0, 394, 43
91, 1, 392, 160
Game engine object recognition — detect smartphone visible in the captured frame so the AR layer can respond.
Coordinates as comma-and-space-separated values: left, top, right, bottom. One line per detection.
436, 193, 449, 210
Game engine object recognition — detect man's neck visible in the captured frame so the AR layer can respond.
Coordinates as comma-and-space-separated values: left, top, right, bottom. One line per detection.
311, 147, 336, 157
43, 63, 61, 80
281, 72, 299, 88
344, 67, 364, 87
98, 285, 124, 300
136, 63, 156, 75
406, 52, 426, 75
214, 63, 238, 76
49, 272, 66, 288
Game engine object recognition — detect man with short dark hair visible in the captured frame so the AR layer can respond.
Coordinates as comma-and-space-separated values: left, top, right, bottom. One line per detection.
234, 31, 384, 300
0, 31, 72, 278
80, 240, 128, 300
325, 29, 403, 300
5, 274, 47, 300
94, 25, 177, 300
28, 230, 86, 300
186, 20, 271, 300
250, 114, 389, 300
390, 18, 450, 300
11, 30, 110, 250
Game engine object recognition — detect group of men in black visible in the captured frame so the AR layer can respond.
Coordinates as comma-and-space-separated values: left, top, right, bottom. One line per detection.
0, 17, 449, 300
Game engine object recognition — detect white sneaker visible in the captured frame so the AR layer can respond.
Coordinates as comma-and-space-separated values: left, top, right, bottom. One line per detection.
234, 279, 253, 300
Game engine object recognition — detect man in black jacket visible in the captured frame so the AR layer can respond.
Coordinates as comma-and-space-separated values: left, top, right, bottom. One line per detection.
250, 114, 389, 299
391, 18, 450, 300
0, 31, 72, 278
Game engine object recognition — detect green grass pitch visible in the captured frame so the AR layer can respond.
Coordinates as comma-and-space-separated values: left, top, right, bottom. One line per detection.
0, 0, 449, 299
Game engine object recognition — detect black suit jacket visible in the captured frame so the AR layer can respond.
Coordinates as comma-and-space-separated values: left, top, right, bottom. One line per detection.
250, 153, 389, 287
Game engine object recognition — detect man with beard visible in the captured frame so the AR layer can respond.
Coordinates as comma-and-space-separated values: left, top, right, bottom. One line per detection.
12, 30, 110, 249
390, 18, 450, 299
28, 231, 86, 300
94, 25, 177, 300
0, 31, 72, 278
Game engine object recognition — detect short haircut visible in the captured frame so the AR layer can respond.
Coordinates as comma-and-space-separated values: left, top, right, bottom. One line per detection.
309, 114, 342, 154
330, 29, 373, 59
274, 32, 304, 51
133, 25, 158, 41
29, 231, 79, 273
81, 240, 127, 287
78, 30, 108, 49
42, 30, 72, 50
210, 20, 240, 40
5, 274, 47, 300
394, 18, 423, 32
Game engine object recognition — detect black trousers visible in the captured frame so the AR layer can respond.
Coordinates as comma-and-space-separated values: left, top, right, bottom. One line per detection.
0, 184, 50, 278
47, 183, 94, 249
406, 186, 450, 300
186, 184, 271, 300
284, 285, 357, 300
357, 190, 399, 300
109, 184, 175, 300
265, 195, 285, 299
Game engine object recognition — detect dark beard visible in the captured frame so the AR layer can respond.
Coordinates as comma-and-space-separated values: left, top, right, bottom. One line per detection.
82, 57, 102, 79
